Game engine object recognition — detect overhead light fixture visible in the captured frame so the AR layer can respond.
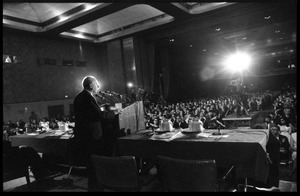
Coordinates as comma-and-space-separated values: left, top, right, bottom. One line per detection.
58, 16, 68, 22
215, 28, 221, 31
264, 16, 271, 20
84, 3, 97, 11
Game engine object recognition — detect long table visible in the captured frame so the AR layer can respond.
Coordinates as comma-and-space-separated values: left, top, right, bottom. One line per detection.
9, 130, 73, 157
222, 111, 258, 127
117, 128, 270, 184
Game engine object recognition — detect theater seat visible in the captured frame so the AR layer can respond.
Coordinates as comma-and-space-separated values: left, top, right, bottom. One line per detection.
3, 156, 31, 191
91, 154, 155, 192
157, 155, 219, 192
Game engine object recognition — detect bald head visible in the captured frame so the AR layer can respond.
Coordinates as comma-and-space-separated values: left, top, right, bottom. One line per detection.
82, 76, 99, 94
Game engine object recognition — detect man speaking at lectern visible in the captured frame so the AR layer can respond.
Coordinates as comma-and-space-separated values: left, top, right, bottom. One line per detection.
73, 75, 121, 191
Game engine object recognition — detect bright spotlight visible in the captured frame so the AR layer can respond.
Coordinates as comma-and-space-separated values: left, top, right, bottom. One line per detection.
224, 52, 251, 72
127, 82, 133, 88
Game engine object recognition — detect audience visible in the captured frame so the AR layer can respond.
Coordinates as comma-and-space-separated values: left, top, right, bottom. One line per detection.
172, 115, 188, 129
3, 83, 297, 191
253, 115, 272, 129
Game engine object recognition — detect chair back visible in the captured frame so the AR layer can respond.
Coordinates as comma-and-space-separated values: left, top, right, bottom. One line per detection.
3, 154, 31, 190
91, 154, 139, 191
157, 155, 217, 192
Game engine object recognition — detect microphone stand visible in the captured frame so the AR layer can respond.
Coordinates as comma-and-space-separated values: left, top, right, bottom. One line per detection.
212, 120, 225, 135
212, 125, 222, 135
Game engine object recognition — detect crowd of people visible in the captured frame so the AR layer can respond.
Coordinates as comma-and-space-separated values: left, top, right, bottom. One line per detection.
143, 85, 297, 187
3, 112, 75, 138
3, 80, 297, 190
144, 89, 276, 130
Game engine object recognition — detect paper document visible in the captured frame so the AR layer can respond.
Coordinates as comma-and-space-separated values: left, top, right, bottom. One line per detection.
197, 132, 212, 137
149, 131, 182, 142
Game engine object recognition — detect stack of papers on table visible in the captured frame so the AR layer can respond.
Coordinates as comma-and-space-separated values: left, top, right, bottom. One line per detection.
197, 132, 212, 137
48, 130, 68, 136
149, 131, 181, 142
27, 132, 39, 136
209, 133, 229, 138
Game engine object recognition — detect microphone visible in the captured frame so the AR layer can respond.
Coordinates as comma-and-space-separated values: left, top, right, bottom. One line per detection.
99, 103, 110, 108
99, 91, 112, 96
108, 91, 120, 96
210, 116, 217, 121
94, 93, 103, 98
216, 120, 226, 128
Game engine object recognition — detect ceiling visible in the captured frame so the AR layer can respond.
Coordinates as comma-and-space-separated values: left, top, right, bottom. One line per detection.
3, 1, 297, 75
3, 2, 234, 43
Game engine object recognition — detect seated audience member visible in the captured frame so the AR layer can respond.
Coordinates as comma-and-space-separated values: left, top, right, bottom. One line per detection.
277, 117, 291, 143
49, 118, 59, 130
279, 106, 296, 127
289, 131, 297, 178
266, 124, 281, 188
172, 115, 188, 129
16, 119, 26, 134
3, 138, 52, 181
269, 113, 276, 124
253, 115, 271, 129
248, 97, 258, 111
149, 117, 160, 130
27, 118, 39, 133
290, 131, 297, 161
145, 116, 152, 130
29, 111, 38, 123
5, 122, 18, 136
270, 125, 291, 162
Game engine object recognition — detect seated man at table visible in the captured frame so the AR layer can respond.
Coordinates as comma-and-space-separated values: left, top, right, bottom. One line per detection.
253, 115, 271, 129
172, 115, 188, 129
3, 138, 53, 182
270, 124, 291, 162
265, 124, 291, 187
265, 124, 281, 188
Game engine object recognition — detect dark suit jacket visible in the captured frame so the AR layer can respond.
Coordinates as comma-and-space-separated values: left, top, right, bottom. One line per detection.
266, 132, 280, 187
73, 90, 115, 157
278, 134, 291, 161
265, 133, 290, 187
173, 120, 188, 129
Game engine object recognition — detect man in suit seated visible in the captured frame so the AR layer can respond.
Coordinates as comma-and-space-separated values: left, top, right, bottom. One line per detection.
265, 124, 291, 188
172, 115, 188, 129
253, 115, 271, 129
270, 124, 291, 162
3, 139, 53, 182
